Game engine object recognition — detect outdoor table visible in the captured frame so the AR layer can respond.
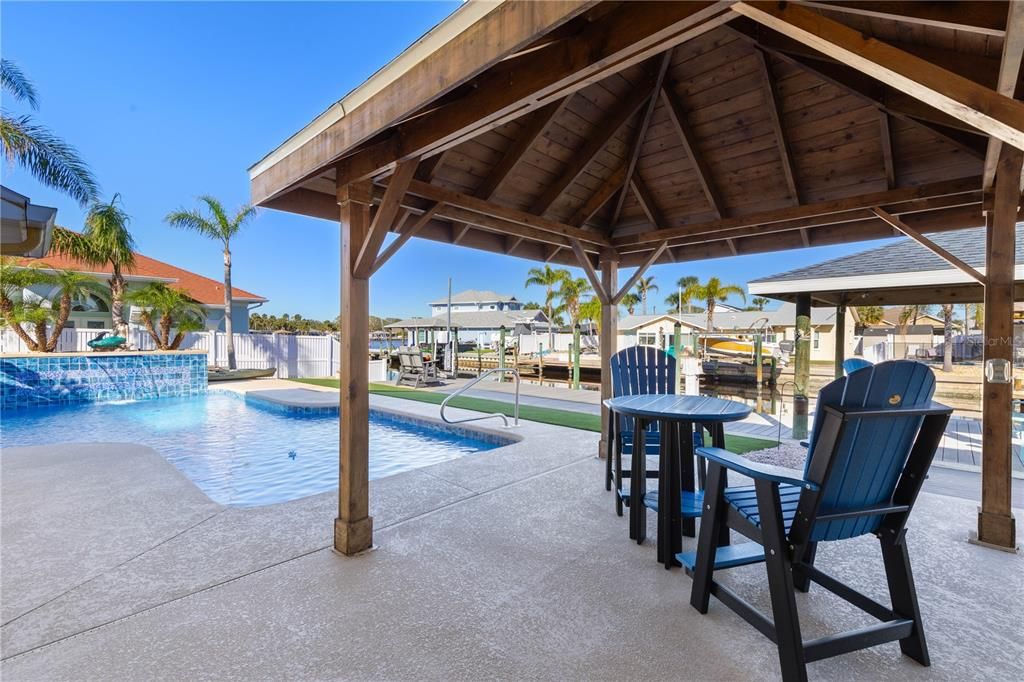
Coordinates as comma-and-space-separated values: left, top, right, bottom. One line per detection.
604, 394, 752, 569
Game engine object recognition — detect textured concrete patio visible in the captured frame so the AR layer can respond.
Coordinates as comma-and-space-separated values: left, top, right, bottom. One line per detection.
2, 398, 1022, 680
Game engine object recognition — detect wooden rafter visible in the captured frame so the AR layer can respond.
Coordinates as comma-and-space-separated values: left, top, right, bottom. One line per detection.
801, 1, 1008, 37
983, 1, 1024, 189
371, 202, 441, 275
733, 1, 1024, 150
661, 83, 724, 218
614, 176, 981, 247
569, 164, 627, 227
630, 175, 666, 227
315, 1, 733, 201
754, 47, 800, 204
879, 112, 896, 188
612, 241, 669, 304
529, 75, 657, 216
870, 207, 987, 284
354, 156, 419, 277
569, 238, 609, 304
609, 50, 673, 226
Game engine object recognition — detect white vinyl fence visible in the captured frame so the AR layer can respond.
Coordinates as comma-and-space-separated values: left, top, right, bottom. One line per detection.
1, 328, 343, 379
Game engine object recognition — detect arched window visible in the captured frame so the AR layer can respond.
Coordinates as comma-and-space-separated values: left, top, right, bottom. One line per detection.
71, 293, 110, 313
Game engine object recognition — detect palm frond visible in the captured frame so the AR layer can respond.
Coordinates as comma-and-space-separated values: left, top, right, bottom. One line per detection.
198, 195, 231, 238
0, 59, 39, 109
165, 208, 219, 239
84, 195, 135, 269
0, 115, 99, 205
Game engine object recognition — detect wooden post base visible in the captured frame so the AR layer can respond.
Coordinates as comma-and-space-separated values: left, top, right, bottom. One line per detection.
792, 395, 809, 441
598, 437, 608, 460
334, 516, 374, 555
973, 509, 1017, 551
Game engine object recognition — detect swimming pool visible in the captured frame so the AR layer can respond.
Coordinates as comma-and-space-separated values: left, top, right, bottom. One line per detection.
0, 392, 504, 506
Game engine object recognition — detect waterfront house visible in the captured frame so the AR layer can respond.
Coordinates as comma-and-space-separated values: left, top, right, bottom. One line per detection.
428, 289, 523, 316
14, 250, 266, 333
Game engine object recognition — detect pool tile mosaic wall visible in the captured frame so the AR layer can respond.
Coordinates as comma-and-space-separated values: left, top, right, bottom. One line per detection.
0, 352, 207, 409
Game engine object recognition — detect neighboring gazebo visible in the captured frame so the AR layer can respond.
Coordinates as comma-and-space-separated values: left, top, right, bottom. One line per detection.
250, 1, 1024, 554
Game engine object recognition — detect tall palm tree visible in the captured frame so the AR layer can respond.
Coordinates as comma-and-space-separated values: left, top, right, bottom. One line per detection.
52, 195, 136, 337
681, 276, 746, 333
525, 265, 568, 347
0, 59, 98, 205
620, 292, 641, 315
127, 282, 205, 350
674, 275, 699, 313
635, 275, 658, 315
557, 276, 591, 328
165, 196, 258, 369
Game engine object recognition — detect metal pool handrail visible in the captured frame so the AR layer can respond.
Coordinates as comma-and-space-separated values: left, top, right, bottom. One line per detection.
440, 368, 520, 427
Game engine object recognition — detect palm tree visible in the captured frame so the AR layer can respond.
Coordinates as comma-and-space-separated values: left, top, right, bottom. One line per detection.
557, 276, 591, 327
0, 59, 98, 205
674, 275, 699, 313
681, 276, 746, 332
525, 265, 568, 347
165, 196, 258, 369
43, 270, 107, 351
750, 296, 769, 311
126, 282, 205, 350
856, 305, 884, 326
52, 196, 136, 337
0, 260, 104, 351
620, 292, 641, 315
0, 257, 50, 350
635, 275, 658, 315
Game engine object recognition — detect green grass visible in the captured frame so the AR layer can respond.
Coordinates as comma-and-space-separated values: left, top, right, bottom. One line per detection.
291, 378, 776, 455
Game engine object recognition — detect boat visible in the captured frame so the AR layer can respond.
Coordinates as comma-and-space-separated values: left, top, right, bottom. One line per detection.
701, 335, 788, 364
702, 358, 782, 386
207, 367, 277, 382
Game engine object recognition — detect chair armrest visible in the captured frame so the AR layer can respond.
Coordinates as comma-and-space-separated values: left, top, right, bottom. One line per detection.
821, 402, 952, 420
696, 447, 818, 490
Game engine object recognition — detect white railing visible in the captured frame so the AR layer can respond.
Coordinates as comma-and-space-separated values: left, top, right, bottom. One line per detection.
0, 328, 342, 379
440, 368, 520, 427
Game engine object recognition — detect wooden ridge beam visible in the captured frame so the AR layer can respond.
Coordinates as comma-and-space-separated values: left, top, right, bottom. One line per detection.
318, 1, 733, 200
801, 1, 1008, 37
371, 202, 441, 275
614, 177, 981, 246
733, 1, 1024, 150
661, 83, 724, 218
354, 156, 419, 277
612, 241, 669, 304
871, 207, 987, 284
983, 1, 1024, 189
403, 178, 610, 247
610, 50, 673, 226
530, 74, 657, 216
754, 46, 800, 204
570, 238, 609, 304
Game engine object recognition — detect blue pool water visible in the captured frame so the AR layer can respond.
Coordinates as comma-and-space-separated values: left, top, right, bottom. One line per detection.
0, 392, 500, 506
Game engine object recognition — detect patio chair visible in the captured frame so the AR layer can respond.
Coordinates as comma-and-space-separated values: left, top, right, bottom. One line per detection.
680, 360, 950, 681
842, 357, 873, 375
607, 346, 708, 520
395, 346, 442, 388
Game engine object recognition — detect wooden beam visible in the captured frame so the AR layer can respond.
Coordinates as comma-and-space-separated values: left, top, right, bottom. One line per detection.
614, 176, 981, 246
452, 223, 473, 245
879, 111, 896, 188
610, 50, 673, 226
754, 47, 800, 204
801, 1, 1008, 37
983, 1, 1024, 189
978, 144, 1023, 550
404, 178, 610, 247
661, 84, 724, 218
504, 235, 524, 254
799, 229, 810, 247
447, 97, 569, 237
529, 77, 656, 215
544, 244, 562, 262
569, 164, 627, 227
335, 179, 373, 555
871, 207, 987, 284
354, 156, 419, 277
570, 238, 609, 304
630, 175, 667, 227
612, 241, 668, 304
305, 1, 733, 202
599, 252, 619, 458
734, 1, 1024, 150
371, 202, 440, 275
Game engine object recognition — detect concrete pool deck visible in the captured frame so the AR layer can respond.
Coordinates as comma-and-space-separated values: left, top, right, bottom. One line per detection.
2, 391, 1022, 680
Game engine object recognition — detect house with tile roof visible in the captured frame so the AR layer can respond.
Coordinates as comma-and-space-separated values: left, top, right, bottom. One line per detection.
15, 250, 267, 333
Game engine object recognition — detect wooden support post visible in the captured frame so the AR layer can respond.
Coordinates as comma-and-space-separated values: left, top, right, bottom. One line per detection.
834, 302, 847, 379
572, 323, 582, 390
793, 294, 811, 441
599, 250, 619, 458
335, 180, 374, 555
976, 145, 1023, 551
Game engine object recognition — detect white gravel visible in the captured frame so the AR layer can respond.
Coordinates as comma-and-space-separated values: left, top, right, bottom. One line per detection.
740, 441, 808, 471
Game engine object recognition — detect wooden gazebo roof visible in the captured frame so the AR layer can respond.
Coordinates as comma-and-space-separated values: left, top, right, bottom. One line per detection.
250, 1, 1023, 272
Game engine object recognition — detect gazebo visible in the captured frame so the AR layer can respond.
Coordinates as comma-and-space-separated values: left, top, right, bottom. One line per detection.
249, 1, 1024, 554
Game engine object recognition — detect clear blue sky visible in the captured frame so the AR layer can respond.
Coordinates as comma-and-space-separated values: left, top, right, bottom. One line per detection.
2, 1, 890, 321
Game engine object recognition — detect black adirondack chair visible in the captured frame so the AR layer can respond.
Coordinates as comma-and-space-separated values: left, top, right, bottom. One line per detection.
680, 360, 951, 682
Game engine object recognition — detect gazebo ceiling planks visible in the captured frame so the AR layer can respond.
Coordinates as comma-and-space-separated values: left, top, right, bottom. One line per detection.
252, 1, 1023, 268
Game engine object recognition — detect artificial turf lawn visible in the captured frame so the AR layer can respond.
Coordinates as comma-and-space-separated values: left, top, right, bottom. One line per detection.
291, 378, 777, 455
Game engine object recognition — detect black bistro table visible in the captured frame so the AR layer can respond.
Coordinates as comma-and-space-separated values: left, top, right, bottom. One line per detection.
604, 394, 752, 568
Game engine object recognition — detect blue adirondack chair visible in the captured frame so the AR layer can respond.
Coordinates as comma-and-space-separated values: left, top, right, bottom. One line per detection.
680, 360, 951, 682
842, 357, 873, 375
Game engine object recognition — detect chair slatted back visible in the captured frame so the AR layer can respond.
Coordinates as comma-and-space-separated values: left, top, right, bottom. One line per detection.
610, 346, 676, 435
802, 360, 935, 542
842, 357, 873, 375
